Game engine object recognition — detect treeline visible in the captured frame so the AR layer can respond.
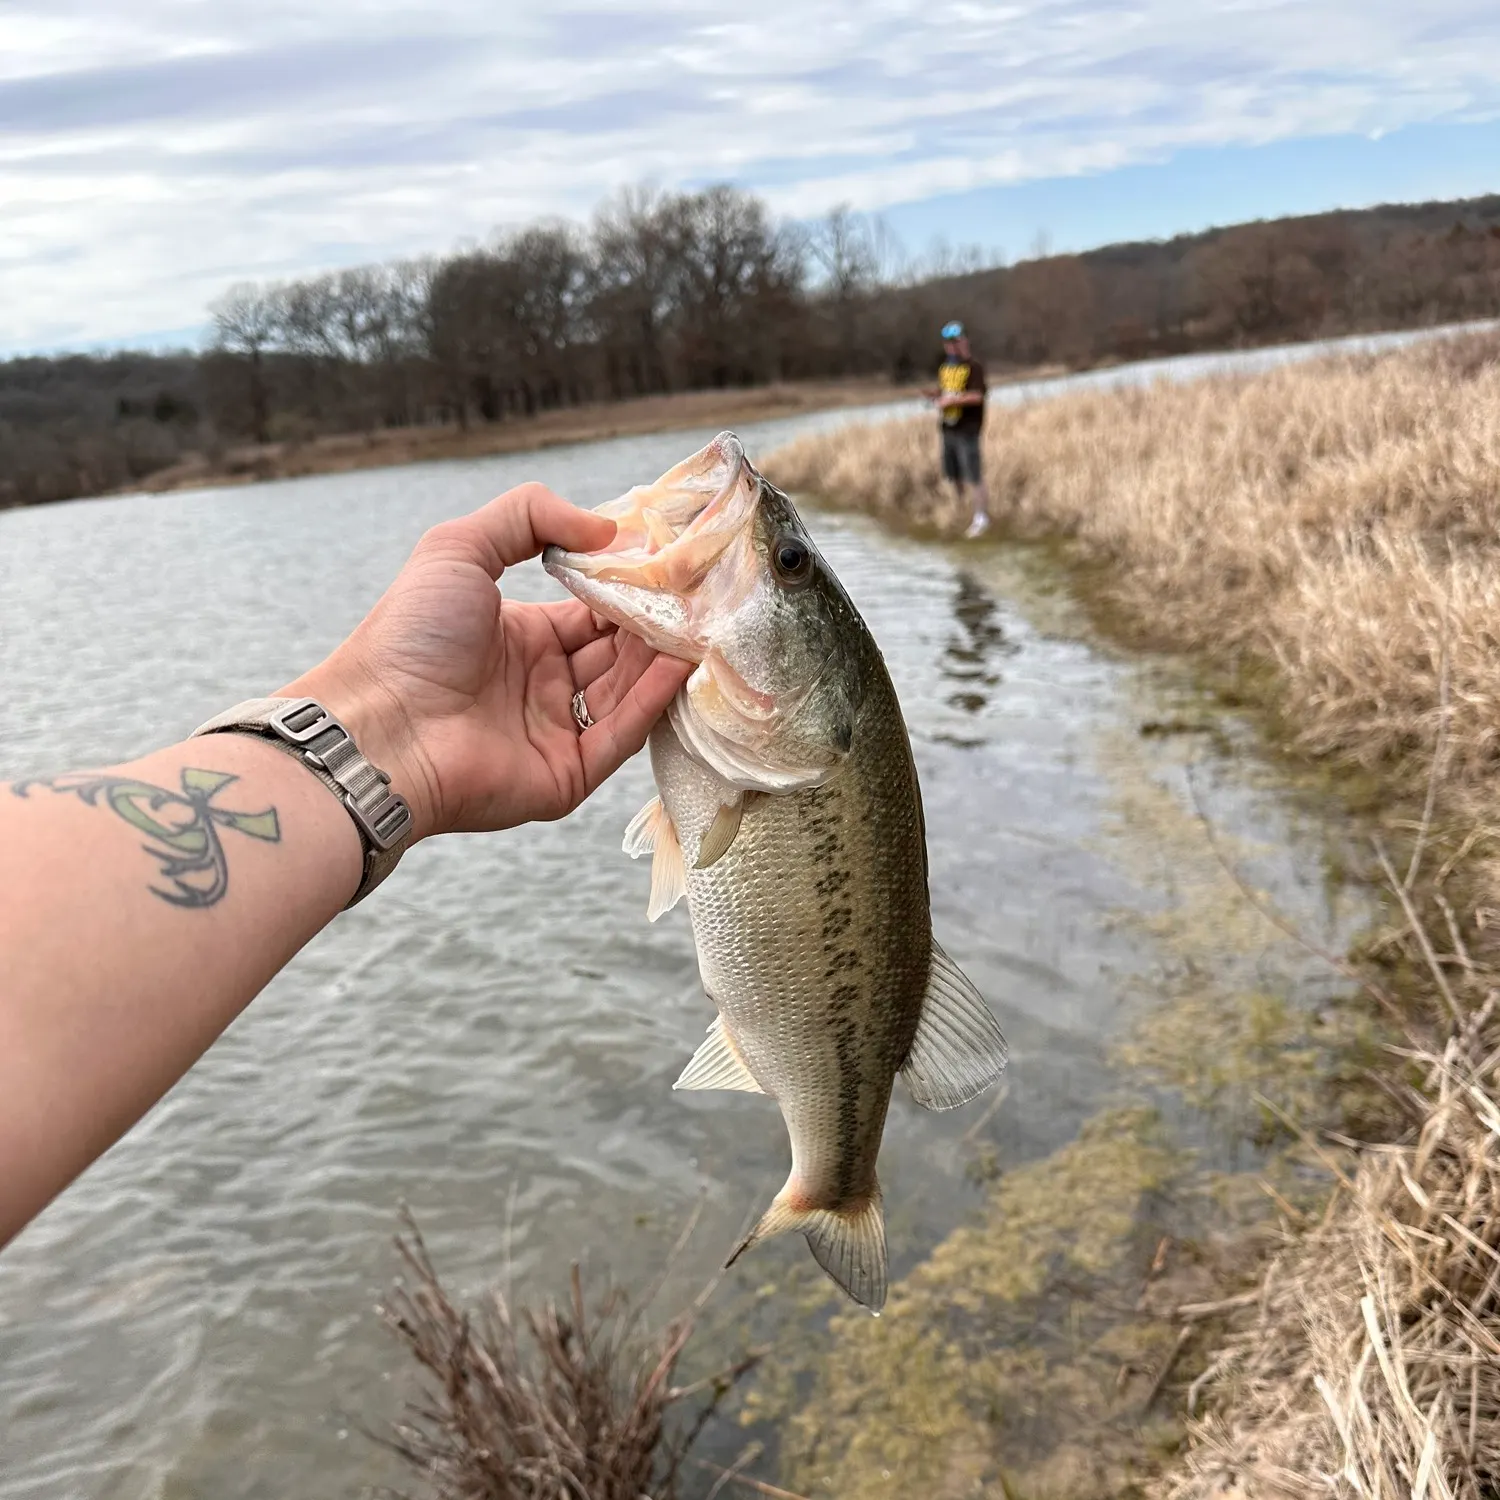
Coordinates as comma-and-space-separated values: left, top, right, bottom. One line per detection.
0, 352, 212, 508
202, 186, 956, 446
6, 185, 1500, 507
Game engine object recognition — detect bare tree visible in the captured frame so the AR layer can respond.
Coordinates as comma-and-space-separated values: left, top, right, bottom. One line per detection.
1004, 255, 1097, 365
809, 206, 881, 299
504, 223, 590, 411
666, 185, 805, 387
589, 186, 677, 397
806, 206, 891, 373
1188, 224, 1323, 342
382, 258, 439, 425
208, 283, 280, 442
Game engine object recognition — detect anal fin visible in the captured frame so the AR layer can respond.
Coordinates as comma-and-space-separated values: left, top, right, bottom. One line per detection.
673, 1015, 764, 1093
622, 795, 686, 921
900, 941, 1009, 1111
726, 1182, 887, 1313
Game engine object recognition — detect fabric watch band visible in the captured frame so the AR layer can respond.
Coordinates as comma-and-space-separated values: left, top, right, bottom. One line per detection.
190, 697, 413, 907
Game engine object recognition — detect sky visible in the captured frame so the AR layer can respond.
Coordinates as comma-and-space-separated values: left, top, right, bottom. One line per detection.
4, 0, 1500, 355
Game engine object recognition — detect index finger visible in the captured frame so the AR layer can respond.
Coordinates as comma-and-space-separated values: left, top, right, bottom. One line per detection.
580, 654, 694, 795
434, 483, 617, 580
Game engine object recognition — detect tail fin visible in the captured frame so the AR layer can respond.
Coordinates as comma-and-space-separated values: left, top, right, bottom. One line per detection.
726, 1184, 887, 1313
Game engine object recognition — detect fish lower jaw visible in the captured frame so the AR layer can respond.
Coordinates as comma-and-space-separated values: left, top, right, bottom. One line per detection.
542, 554, 706, 661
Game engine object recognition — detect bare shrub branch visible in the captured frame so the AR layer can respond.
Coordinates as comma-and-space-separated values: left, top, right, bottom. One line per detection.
374, 1208, 762, 1500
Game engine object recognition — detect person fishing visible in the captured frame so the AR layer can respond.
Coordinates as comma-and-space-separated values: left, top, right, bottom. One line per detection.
0, 484, 694, 1249
929, 320, 991, 538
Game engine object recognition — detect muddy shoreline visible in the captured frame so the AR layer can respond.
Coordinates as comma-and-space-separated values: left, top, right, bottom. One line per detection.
101, 379, 920, 498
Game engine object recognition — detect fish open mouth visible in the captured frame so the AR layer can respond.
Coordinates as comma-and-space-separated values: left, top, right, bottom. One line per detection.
542, 431, 760, 661
548, 431, 845, 793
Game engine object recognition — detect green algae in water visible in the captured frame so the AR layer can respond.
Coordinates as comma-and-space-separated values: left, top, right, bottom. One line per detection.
745, 1111, 1184, 1499
1095, 725, 1388, 1142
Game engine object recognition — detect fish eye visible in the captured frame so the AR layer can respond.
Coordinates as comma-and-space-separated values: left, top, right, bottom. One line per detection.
771, 535, 813, 587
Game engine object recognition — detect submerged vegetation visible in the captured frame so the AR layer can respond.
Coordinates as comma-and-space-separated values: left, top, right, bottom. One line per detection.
765, 330, 1500, 1496
766, 1108, 1185, 1497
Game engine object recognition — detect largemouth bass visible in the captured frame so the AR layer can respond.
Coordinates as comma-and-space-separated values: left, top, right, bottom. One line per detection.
544, 433, 1007, 1311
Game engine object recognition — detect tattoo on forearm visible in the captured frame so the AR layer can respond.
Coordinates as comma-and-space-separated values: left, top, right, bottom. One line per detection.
12, 768, 281, 908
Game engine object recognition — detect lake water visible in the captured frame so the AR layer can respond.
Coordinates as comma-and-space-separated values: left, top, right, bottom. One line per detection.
1, 379, 1373, 1496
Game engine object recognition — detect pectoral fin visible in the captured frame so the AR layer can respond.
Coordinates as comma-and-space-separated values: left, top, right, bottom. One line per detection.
673, 1015, 764, 1093
622, 796, 686, 921
900, 942, 1009, 1111
622, 796, 662, 858
694, 796, 747, 869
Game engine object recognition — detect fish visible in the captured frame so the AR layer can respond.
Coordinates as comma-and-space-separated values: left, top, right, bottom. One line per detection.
543, 432, 1008, 1312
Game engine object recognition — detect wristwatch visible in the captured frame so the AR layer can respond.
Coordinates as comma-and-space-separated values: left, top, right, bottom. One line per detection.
191, 697, 413, 907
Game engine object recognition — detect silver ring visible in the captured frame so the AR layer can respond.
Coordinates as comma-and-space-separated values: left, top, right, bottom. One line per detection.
571, 689, 594, 732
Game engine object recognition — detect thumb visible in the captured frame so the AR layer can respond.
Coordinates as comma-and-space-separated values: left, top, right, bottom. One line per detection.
422, 483, 617, 580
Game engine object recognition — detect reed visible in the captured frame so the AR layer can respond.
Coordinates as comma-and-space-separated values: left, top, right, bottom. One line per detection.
1165, 894, 1500, 1500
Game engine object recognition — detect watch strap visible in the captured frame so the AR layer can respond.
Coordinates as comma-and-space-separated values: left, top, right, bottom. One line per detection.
191, 697, 413, 907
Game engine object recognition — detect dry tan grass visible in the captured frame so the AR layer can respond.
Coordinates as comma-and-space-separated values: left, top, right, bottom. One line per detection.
765, 331, 1500, 1498
767, 332, 1500, 798
1165, 954, 1500, 1500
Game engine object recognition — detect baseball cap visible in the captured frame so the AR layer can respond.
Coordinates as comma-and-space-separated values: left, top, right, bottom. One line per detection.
941, 321, 964, 339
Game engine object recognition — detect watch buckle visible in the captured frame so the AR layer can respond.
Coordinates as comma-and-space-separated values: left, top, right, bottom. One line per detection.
347, 789, 413, 852
268, 698, 337, 745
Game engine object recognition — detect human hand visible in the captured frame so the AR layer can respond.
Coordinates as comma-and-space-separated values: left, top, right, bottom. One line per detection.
282, 484, 693, 840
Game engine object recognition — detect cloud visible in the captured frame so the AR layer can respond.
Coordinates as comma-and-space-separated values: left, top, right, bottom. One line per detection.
3, 0, 1500, 349
0, 36, 476, 134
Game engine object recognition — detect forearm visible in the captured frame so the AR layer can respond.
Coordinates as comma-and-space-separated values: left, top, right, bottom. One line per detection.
0, 733, 360, 1243
0, 482, 690, 1249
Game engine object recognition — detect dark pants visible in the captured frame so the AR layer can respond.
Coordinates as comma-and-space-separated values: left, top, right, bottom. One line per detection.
941, 427, 983, 486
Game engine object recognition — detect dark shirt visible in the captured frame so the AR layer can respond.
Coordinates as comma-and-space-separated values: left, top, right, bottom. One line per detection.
937, 358, 986, 435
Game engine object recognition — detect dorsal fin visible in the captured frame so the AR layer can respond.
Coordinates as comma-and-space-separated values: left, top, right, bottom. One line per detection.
900, 942, 1008, 1111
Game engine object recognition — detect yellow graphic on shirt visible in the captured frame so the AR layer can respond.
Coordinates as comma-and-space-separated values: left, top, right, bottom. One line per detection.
938, 361, 971, 425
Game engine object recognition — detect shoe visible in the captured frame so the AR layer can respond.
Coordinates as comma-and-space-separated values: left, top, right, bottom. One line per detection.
964, 512, 990, 539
